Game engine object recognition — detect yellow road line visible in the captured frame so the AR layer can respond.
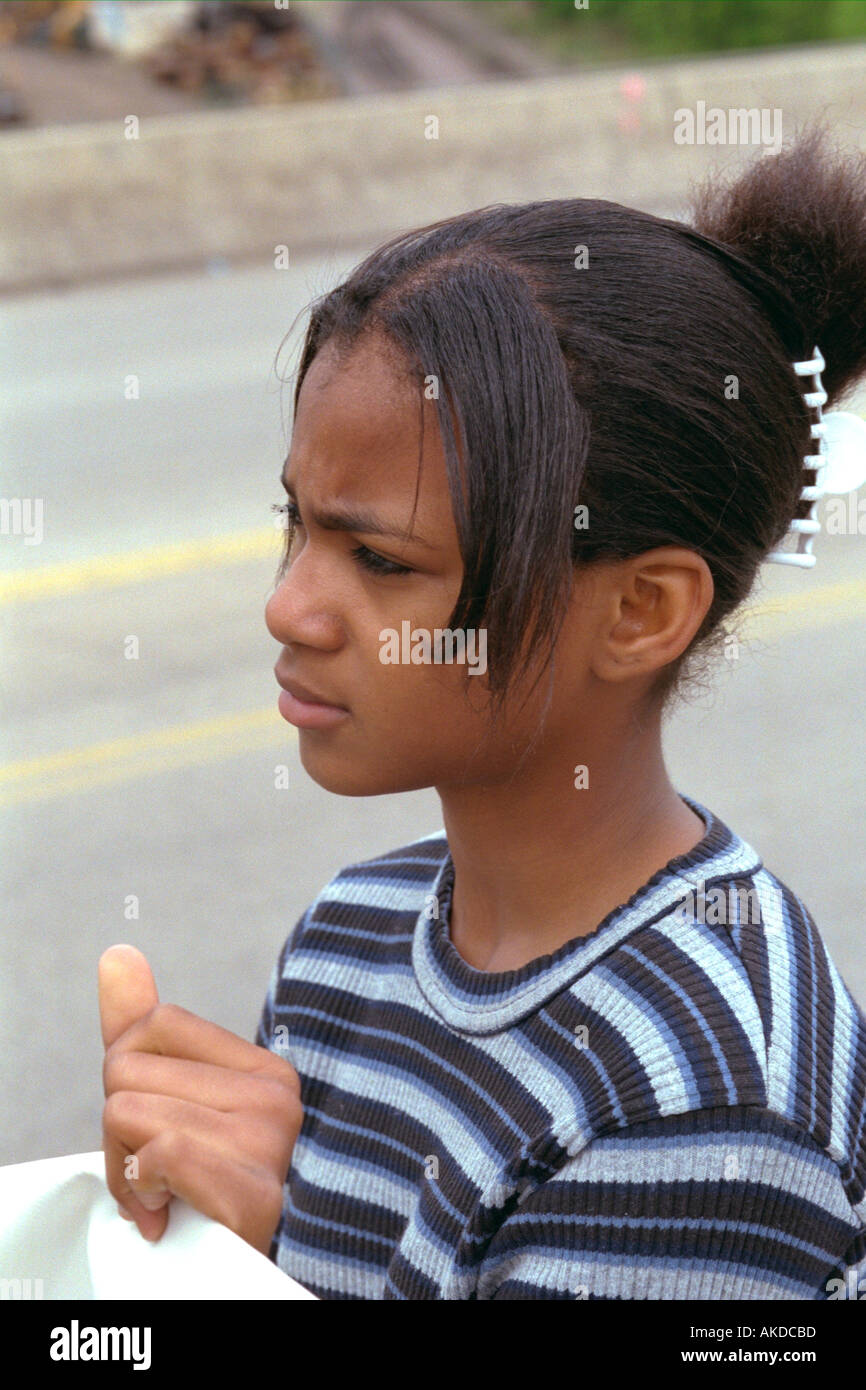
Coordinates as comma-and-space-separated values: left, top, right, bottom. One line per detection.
0, 527, 280, 603
1, 709, 281, 782
2, 727, 291, 806
739, 577, 866, 637
0, 709, 294, 807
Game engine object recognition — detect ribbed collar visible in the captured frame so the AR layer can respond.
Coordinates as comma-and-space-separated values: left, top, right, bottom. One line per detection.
411, 793, 763, 1035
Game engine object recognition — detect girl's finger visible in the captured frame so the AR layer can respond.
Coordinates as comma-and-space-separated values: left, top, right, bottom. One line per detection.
102, 1089, 296, 1236
104, 1001, 300, 1088
103, 1049, 298, 1115
103, 1121, 172, 1243
98, 945, 159, 1050
105, 1111, 284, 1252
129, 1128, 286, 1253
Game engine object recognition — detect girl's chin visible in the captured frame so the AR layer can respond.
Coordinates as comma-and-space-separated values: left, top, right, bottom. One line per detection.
296, 741, 437, 798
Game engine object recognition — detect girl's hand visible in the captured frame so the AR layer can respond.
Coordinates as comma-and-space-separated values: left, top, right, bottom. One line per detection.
99, 944, 301, 1256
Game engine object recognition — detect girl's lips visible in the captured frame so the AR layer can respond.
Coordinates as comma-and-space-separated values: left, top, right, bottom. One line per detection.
277, 687, 349, 730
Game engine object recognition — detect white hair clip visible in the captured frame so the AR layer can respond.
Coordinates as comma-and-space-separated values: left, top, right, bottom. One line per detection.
766, 345, 866, 566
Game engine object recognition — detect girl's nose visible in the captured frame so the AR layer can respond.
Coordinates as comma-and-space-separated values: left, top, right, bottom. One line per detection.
264, 558, 345, 651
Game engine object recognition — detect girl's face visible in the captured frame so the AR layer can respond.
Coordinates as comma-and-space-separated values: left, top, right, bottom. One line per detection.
264, 333, 606, 797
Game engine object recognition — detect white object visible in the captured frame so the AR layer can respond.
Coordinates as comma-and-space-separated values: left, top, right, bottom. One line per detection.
767, 346, 866, 567
818, 410, 866, 495
88, 2, 196, 57
0, 1151, 316, 1300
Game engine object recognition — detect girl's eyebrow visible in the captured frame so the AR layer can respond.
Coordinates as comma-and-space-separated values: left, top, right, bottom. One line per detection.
280, 465, 437, 549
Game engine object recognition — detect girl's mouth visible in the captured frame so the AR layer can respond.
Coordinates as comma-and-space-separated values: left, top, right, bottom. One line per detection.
275, 672, 350, 729
277, 688, 349, 729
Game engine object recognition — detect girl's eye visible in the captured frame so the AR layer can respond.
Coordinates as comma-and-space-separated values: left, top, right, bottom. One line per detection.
350, 545, 413, 577
270, 503, 412, 578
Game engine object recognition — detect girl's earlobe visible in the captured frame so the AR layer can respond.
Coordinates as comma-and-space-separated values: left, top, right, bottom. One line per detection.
591, 550, 713, 685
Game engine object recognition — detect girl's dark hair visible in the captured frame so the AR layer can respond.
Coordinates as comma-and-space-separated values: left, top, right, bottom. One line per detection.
284, 120, 866, 715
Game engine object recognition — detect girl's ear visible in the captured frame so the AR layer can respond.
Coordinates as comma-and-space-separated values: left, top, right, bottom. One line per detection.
590, 549, 714, 684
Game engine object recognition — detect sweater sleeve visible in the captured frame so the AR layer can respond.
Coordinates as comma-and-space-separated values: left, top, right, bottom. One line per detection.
476, 1106, 863, 1300
253, 905, 315, 1051
253, 906, 314, 1267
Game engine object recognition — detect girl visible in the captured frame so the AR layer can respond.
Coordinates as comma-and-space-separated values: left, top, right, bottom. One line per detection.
101, 122, 866, 1299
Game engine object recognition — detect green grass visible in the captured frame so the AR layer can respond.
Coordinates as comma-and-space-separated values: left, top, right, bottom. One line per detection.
482, 0, 866, 66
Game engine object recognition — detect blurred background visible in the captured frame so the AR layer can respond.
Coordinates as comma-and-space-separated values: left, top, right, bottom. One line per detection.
2, 0, 866, 1165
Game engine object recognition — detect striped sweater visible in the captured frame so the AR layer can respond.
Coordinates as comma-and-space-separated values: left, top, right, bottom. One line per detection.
255, 793, 866, 1299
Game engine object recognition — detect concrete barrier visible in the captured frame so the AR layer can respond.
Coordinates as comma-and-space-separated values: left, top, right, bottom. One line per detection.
1, 40, 864, 292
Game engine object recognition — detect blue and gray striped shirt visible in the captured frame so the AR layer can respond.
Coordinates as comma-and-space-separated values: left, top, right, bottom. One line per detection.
256, 793, 866, 1299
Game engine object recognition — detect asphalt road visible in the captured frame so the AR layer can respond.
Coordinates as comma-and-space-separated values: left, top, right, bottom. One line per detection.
2, 249, 865, 1166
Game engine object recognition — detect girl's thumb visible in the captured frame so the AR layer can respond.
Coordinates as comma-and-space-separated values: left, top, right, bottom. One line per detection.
98, 943, 160, 1050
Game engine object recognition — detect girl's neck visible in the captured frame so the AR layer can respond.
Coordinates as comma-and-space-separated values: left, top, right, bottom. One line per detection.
437, 711, 704, 974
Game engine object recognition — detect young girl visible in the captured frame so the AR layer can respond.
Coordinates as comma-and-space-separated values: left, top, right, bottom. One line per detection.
101, 122, 866, 1299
